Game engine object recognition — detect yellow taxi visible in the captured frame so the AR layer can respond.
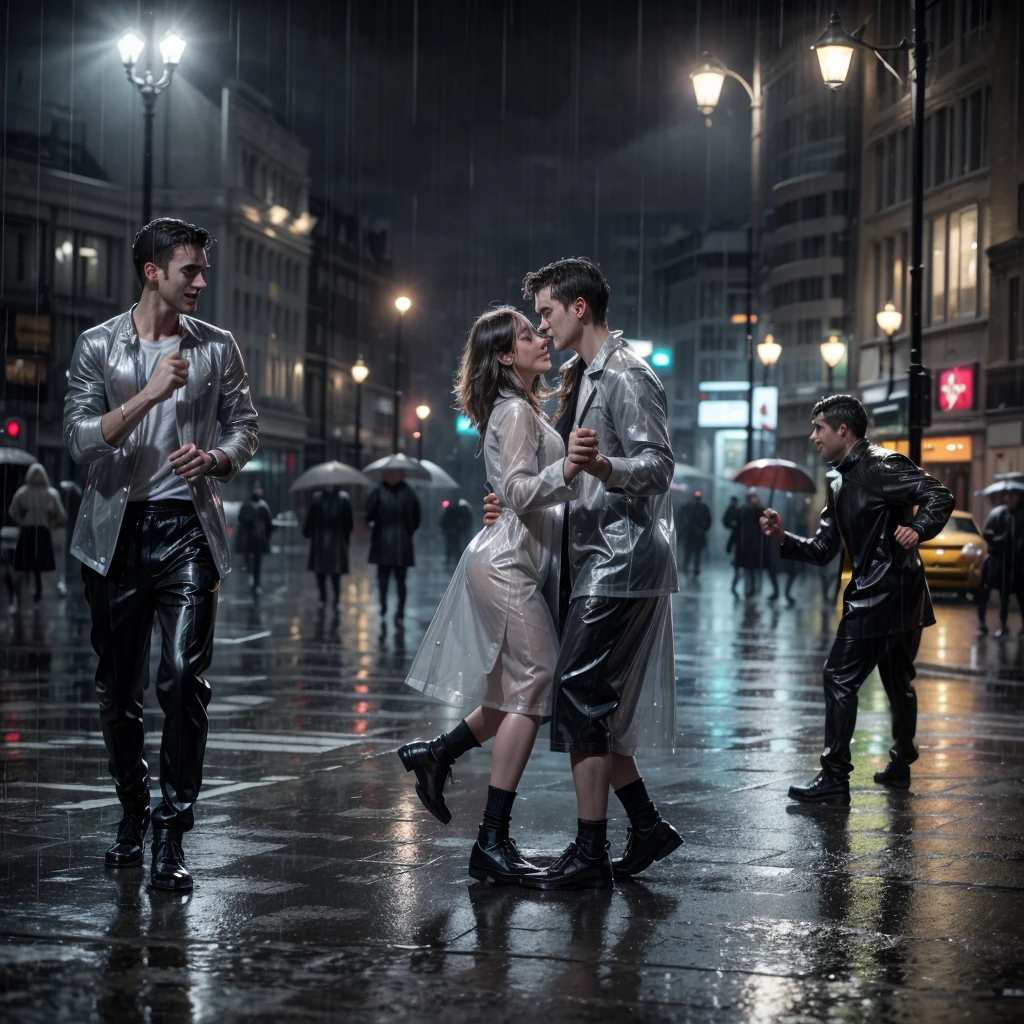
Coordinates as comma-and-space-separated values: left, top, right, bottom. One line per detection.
837, 510, 987, 603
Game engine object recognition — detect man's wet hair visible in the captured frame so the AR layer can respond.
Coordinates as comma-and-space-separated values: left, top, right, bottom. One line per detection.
811, 394, 867, 438
522, 257, 610, 325
132, 217, 211, 288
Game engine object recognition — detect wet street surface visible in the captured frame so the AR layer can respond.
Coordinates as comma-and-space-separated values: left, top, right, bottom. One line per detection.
3, 543, 1024, 1023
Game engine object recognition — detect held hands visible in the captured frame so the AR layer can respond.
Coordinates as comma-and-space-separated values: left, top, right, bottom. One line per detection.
169, 443, 216, 482
760, 508, 785, 545
893, 525, 921, 550
483, 492, 501, 527
565, 427, 610, 482
143, 353, 190, 403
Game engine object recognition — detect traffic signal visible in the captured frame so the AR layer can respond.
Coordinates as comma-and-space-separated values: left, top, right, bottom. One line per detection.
2, 417, 26, 445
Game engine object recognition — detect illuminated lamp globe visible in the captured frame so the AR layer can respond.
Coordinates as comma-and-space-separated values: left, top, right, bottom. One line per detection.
875, 302, 903, 337
811, 12, 855, 90
820, 335, 847, 369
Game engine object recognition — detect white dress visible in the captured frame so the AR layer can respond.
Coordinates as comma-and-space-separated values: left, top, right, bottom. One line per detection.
405, 396, 574, 714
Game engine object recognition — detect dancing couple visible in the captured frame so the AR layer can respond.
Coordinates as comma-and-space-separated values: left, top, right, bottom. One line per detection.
398, 257, 681, 890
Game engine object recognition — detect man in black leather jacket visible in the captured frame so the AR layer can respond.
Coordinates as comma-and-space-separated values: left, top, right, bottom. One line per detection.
761, 395, 954, 804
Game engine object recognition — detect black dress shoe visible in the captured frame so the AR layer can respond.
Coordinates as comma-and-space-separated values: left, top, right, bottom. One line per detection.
468, 836, 540, 885
787, 772, 850, 806
105, 806, 151, 868
612, 819, 683, 878
397, 740, 452, 824
151, 828, 193, 892
519, 842, 614, 891
873, 762, 911, 789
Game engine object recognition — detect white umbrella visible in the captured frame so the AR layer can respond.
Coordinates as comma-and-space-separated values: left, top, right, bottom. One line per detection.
981, 479, 1024, 497
0, 447, 36, 466
361, 452, 433, 482
289, 460, 371, 492
411, 459, 459, 489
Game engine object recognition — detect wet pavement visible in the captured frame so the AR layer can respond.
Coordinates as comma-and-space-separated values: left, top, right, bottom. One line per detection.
3, 541, 1024, 1023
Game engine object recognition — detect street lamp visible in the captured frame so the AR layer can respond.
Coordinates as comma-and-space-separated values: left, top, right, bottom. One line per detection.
351, 357, 369, 469
690, 44, 762, 462
415, 404, 431, 461
392, 296, 412, 453
756, 334, 782, 458
876, 302, 904, 400
820, 335, 847, 394
117, 22, 186, 225
812, 5, 933, 466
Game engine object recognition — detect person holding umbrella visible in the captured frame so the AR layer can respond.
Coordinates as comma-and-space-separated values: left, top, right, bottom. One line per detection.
303, 487, 354, 606
366, 461, 422, 624
977, 483, 1024, 637
760, 394, 953, 803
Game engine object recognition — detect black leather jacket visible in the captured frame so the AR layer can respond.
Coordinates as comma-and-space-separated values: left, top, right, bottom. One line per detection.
781, 438, 954, 638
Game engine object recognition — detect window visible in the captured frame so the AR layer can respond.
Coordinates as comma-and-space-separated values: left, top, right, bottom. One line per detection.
801, 194, 827, 219
928, 0, 954, 52
929, 108, 950, 188
801, 235, 826, 260
958, 88, 989, 176
831, 190, 849, 217
244, 294, 252, 332
830, 274, 846, 300
874, 143, 885, 211
951, 205, 979, 317
1018, 183, 1024, 234
929, 214, 947, 323
831, 234, 848, 259
797, 319, 823, 346
1009, 277, 1020, 362
244, 240, 253, 276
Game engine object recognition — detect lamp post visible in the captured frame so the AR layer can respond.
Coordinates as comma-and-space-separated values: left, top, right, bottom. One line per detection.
392, 296, 412, 453
691, 34, 762, 463
876, 302, 904, 401
117, 22, 186, 225
756, 334, 782, 458
820, 335, 847, 394
415, 405, 431, 461
812, 4, 932, 467
351, 357, 369, 469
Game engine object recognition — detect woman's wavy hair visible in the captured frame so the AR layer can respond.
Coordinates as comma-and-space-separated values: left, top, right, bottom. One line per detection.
455, 306, 552, 441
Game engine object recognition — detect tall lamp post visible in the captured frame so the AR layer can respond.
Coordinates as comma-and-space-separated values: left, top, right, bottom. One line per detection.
415, 405, 431, 461
876, 302, 904, 401
756, 333, 782, 458
821, 335, 847, 394
117, 23, 186, 225
691, 35, 762, 462
350, 357, 369, 469
392, 296, 412, 453
811, 5, 932, 467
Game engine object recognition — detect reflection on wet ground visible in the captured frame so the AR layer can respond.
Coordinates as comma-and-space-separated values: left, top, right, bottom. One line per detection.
2, 553, 1024, 1022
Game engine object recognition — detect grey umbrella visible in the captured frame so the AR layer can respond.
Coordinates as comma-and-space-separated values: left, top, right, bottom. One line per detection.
0, 447, 36, 466
289, 460, 371, 492
981, 479, 1024, 497
411, 459, 459, 489
361, 452, 433, 482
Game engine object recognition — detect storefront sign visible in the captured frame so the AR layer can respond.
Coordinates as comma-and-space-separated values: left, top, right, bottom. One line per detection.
935, 364, 976, 413
698, 386, 777, 430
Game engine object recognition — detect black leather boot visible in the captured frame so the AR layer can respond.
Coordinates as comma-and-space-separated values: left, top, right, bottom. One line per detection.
468, 832, 540, 885
397, 741, 453, 824
612, 819, 683, 878
105, 805, 151, 868
151, 828, 193, 892
519, 842, 614, 891
788, 772, 850, 806
873, 761, 911, 789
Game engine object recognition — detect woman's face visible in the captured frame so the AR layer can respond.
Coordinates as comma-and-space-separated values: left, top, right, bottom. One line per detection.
508, 315, 551, 383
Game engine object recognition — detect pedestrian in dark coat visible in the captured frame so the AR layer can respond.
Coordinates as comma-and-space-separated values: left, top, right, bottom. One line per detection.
304, 487, 354, 605
977, 491, 1024, 637
236, 485, 274, 594
367, 470, 421, 621
732, 488, 779, 598
9, 462, 66, 605
676, 491, 712, 578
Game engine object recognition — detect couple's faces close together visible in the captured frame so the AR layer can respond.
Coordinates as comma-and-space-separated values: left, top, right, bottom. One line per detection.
502, 312, 551, 382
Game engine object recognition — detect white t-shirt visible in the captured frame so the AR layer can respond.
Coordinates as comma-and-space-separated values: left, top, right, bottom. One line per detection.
128, 337, 193, 502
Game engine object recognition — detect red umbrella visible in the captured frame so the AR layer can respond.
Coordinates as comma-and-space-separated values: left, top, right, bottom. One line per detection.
733, 459, 816, 506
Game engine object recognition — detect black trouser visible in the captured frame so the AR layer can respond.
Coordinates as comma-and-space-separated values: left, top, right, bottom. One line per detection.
977, 576, 1024, 628
83, 501, 219, 832
246, 550, 263, 587
377, 565, 408, 615
316, 572, 341, 603
681, 544, 703, 576
820, 629, 921, 779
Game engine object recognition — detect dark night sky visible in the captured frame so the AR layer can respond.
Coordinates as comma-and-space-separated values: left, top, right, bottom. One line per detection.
3, 0, 767, 336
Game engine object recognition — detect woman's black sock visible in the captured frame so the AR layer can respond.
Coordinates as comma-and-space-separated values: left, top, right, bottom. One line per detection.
614, 778, 661, 833
478, 785, 516, 845
430, 719, 481, 766
575, 817, 608, 859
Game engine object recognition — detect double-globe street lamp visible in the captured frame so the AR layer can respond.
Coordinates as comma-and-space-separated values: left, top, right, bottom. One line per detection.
415, 405, 431, 461
821, 335, 847, 394
756, 333, 782, 457
392, 296, 412, 453
876, 302, 904, 401
117, 24, 187, 225
690, 43, 763, 463
351, 358, 369, 469
811, 5, 935, 466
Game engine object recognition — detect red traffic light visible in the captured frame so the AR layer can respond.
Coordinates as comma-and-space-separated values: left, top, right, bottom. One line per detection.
4, 419, 21, 439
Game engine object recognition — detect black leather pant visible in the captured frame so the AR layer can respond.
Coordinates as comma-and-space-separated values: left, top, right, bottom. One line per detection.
821, 629, 921, 779
83, 501, 220, 832
377, 565, 408, 615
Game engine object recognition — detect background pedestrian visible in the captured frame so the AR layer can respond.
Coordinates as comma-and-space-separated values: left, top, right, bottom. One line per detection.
367, 470, 421, 623
9, 463, 65, 607
304, 486, 354, 606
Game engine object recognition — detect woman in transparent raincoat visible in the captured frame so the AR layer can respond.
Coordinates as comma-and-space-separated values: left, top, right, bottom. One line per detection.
398, 306, 591, 885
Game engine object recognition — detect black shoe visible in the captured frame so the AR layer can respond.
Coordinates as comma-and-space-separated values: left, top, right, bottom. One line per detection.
150, 828, 193, 892
397, 741, 452, 824
612, 819, 683, 878
105, 806, 151, 868
468, 836, 540, 885
977, 623, 988, 635
873, 762, 911, 789
787, 772, 850, 806
519, 842, 614, 891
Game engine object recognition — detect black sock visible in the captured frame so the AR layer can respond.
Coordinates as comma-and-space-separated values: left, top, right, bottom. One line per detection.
614, 778, 661, 832
575, 817, 608, 858
430, 719, 481, 765
478, 785, 516, 844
